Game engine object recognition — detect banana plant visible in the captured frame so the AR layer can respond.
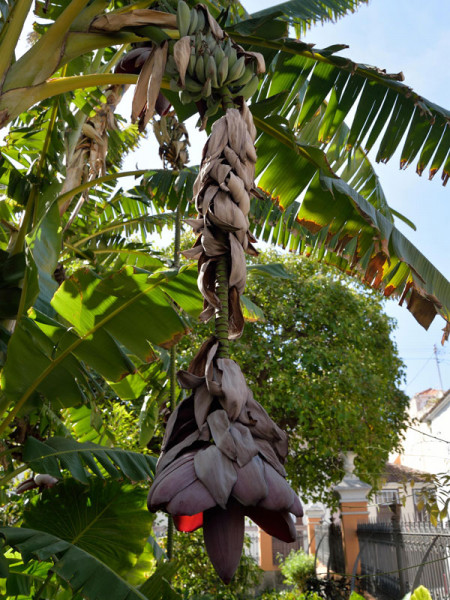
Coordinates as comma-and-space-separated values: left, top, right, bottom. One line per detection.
1, 0, 450, 593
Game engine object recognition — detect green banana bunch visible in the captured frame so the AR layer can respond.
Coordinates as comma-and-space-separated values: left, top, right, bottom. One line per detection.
169, 2, 262, 109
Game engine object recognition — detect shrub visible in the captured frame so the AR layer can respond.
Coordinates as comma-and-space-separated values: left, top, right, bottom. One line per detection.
278, 549, 315, 591
169, 529, 262, 599
305, 575, 350, 600
258, 591, 321, 600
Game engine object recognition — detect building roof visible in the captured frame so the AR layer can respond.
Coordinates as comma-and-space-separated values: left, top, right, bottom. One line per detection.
383, 462, 428, 483
411, 388, 444, 418
420, 389, 450, 422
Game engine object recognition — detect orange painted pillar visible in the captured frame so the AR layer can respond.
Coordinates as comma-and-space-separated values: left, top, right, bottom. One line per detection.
334, 452, 371, 575
258, 528, 276, 570
305, 506, 325, 555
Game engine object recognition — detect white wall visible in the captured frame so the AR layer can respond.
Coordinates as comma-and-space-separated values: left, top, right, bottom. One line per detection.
401, 395, 450, 476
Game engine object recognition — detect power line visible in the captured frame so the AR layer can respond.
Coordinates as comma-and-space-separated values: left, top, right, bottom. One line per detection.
406, 356, 433, 388
408, 426, 450, 445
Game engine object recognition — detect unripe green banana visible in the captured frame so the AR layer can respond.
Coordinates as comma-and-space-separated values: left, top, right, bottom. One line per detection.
165, 55, 179, 77
206, 55, 218, 88
227, 55, 245, 83
185, 73, 203, 93
196, 9, 205, 32
194, 31, 203, 51
223, 38, 232, 56
232, 64, 254, 88
205, 32, 217, 53
205, 98, 220, 118
188, 8, 198, 35
214, 46, 225, 65
227, 47, 237, 70
191, 91, 203, 102
177, 0, 191, 37
180, 89, 194, 104
217, 55, 229, 86
195, 55, 205, 82
239, 73, 259, 100
188, 54, 196, 76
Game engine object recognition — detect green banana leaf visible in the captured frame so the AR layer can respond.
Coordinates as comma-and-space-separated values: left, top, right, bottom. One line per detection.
0, 265, 201, 425
22, 436, 156, 482
21, 479, 152, 577
0, 527, 150, 600
247, 93, 450, 334
233, 35, 450, 186
250, 0, 368, 33
0, 558, 70, 599
1, 524, 178, 600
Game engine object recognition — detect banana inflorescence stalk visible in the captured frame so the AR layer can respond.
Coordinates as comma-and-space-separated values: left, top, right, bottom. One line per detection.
146, 3, 302, 585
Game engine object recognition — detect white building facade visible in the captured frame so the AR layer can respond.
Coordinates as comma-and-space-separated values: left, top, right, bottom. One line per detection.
396, 389, 450, 476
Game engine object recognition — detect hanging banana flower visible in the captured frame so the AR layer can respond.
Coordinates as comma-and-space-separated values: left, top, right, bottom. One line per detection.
59, 84, 124, 217
153, 112, 190, 171
129, 1, 303, 583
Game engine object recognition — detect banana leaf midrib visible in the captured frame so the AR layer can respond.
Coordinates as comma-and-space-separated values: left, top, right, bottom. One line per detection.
231, 32, 449, 121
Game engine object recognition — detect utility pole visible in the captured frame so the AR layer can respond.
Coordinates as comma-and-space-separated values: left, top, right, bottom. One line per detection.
434, 344, 444, 390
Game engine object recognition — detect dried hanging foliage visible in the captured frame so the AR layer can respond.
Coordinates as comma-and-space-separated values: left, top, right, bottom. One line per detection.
183, 104, 259, 337
59, 85, 123, 218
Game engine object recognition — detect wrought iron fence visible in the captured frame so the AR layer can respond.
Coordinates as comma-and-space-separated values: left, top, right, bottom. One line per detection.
357, 519, 450, 600
314, 521, 345, 574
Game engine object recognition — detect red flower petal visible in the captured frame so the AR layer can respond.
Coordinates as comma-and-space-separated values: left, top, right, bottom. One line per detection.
174, 513, 203, 532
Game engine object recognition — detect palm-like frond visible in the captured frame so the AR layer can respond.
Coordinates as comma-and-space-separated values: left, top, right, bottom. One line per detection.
251, 174, 450, 323
22, 436, 156, 482
63, 169, 197, 264
243, 87, 449, 332
234, 37, 450, 185
250, 0, 368, 34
